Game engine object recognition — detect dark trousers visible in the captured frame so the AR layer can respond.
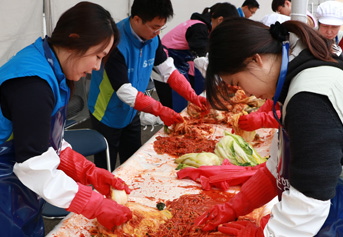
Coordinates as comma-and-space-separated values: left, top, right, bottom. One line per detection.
90, 112, 141, 171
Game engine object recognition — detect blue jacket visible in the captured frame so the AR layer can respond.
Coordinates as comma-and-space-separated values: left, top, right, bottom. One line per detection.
88, 17, 159, 128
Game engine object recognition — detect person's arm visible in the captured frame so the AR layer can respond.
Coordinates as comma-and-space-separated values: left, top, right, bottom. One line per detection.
1, 77, 54, 162
1, 77, 78, 207
104, 43, 183, 126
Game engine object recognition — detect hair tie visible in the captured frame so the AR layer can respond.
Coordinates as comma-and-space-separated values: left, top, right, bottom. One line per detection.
269, 21, 289, 42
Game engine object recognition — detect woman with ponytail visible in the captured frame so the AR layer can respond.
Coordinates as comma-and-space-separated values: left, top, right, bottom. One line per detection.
195, 17, 343, 236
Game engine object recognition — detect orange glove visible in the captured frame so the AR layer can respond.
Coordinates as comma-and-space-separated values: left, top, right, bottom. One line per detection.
59, 147, 130, 198
67, 183, 132, 230
168, 70, 208, 111
134, 91, 183, 126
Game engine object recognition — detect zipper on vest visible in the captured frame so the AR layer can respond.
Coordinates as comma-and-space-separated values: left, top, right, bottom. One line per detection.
140, 49, 142, 57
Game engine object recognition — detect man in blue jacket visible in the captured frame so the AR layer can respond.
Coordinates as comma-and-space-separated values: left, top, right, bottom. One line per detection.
88, 0, 207, 170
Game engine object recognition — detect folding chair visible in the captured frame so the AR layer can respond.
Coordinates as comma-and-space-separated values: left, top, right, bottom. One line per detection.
42, 128, 111, 219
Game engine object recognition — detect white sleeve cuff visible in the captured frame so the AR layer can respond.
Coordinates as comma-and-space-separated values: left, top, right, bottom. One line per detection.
117, 83, 139, 107
13, 147, 78, 208
154, 57, 176, 83
264, 185, 330, 236
61, 139, 72, 151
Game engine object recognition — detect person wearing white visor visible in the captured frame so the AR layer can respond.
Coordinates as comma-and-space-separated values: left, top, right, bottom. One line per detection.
316, 0, 343, 57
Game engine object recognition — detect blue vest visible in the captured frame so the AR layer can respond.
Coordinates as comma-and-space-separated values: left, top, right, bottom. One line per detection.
88, 17, 159, 128
0, 37, 70, 236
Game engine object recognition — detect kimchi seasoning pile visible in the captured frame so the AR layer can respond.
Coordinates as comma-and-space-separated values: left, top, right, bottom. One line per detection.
151, 190, 235, 236
153, 135, 218, 157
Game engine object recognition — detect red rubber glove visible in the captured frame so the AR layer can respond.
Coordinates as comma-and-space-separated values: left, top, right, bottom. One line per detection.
134, 91, 183, 126
67, 183, 132, 230
256, 99, 280, 113
58, 147, 130, 198
194, 166, 277, 231
168, 69, 208, 111
238, 99, 281, 131
218, 220, 264, 237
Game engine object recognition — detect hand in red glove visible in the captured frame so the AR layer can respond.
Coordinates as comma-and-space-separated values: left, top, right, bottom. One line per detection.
238, 99, 281, 131
195, 166, 277, 231
194, 201, 237, 231
168, 69, 209, 111
134, 91, 183, 126
218, 220, 264, 237
59, 147, 130, 198
67, 183, 132, 230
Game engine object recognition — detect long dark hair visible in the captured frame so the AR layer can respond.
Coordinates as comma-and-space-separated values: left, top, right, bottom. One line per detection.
48, 1, 119, 93
206, 17, 335, 110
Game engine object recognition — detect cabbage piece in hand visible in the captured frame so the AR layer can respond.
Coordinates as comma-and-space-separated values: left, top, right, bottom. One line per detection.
175, 152, 223, 169
111, 188, 128, 205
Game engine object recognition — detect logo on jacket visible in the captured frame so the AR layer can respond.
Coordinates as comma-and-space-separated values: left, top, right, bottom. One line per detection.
143, 58, 155, 68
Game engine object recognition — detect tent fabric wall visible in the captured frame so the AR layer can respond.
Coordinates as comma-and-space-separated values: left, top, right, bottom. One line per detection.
0, 0, 43, 67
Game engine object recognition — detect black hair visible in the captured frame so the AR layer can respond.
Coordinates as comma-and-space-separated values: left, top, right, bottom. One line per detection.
272, 0, 291, 12
211, 3, 239, 19
48, 1, 119, 93
242, 0, 260, 9
202, 3, 221, 15
130, 0, 174, 22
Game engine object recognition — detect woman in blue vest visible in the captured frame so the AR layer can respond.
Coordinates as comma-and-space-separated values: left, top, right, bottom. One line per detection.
0, 2, 132, 236
195, 18, 343, 236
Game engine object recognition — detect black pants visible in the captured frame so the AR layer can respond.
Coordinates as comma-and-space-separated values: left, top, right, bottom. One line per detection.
89, 112, 141, 171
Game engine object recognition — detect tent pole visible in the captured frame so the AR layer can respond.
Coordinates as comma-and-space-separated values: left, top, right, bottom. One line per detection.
290, 0, 308, 24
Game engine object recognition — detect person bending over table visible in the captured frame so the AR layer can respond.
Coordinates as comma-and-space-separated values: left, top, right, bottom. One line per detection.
195, 18, 343, 236
0, 2, 131, 236
88, 0, 207, 171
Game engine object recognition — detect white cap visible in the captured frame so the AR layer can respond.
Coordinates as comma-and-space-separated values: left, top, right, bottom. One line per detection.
260, 13, 290, 27
316, 1, 343, 26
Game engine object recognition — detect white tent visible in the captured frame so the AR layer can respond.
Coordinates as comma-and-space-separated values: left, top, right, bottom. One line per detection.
0, 0, 43, 66
0, 0, 270, 67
